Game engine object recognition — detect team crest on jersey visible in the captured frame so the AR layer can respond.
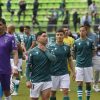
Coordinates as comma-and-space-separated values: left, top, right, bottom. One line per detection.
36, 51, 39, 54
64, 46, 67, 51
78, 42, 81, 45
54, 47, 57, 50
87, 41, 89, 46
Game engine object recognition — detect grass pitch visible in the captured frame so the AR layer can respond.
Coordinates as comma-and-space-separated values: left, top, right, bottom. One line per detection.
11, 61, 100, 100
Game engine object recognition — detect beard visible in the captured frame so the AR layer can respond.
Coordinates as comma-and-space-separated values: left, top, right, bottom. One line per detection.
0, 30, 5, 35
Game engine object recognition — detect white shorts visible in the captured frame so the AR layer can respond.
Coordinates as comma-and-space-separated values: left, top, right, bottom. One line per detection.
75, 67, 93, 82
92, 56, 100, 71
30, 81, 52, 98
10, 59, 23, 71
51, 74, 70, 91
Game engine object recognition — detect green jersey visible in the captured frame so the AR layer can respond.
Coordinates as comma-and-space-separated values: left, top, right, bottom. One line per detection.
26, 46, 56, 83
48, 43, 71, 76
15, 33, 23, 58
73, 38, 95, 67
10, 33, 23, 58
24, 34, 35, 51
18, 33, 25, 44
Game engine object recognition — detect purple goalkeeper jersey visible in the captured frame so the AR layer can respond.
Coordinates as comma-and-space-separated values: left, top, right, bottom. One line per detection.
0, 33, 17, 75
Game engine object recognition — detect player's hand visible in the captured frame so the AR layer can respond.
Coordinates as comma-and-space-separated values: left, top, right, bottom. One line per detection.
26, 81, 32, 89
23, 52, 28, 60
12, 68, 18, 77
39, 45, 46, 51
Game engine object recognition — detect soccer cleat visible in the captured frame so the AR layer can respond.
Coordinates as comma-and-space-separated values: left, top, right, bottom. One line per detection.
11, 91, 18, 96
93, 85, 100, 92
21, 75, 24, 78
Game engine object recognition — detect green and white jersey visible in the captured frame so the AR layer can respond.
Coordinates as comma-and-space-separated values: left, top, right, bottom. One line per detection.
73, 38, 95, 68
23, 34, 36, 51
18, 32, 25, 44
48, 43, 71, 76
26, 46, 52, 83
14, 33, 23, 58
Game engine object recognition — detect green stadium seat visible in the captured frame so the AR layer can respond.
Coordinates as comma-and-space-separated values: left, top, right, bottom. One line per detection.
1, 0, 100, 32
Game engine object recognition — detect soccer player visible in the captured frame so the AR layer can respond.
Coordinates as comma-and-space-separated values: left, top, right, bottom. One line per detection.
63, 26, 74, 47
49, 29, 75, 100
63, 26, 75, 75
73, 25, 95, 100
24, 25, 36, 52
26, 31, 56, 100
0, 18, 18, 100
7, 24, 23, 96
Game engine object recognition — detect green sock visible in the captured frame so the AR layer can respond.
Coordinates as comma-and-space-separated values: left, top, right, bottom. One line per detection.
86, 85, 91, 100
77, 86, 83, 100
50, 96, 56, 100
15, 84, 19, 93
63, 96, 70, 100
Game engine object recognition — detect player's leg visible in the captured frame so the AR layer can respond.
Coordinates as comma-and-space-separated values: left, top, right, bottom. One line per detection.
84, 67, 93, 100
76, 67, 84, 100
41, 81, 52, 100
0, 82, 3, 100
50, 76, 59, 100
10, 59, 20, 96
41, 88, 51, 100
93, 70, 100, 92
19, 59, 23, 78
60, 74, 70, 100
30, 82, 43, 100
13, 59, 23, 95
1, 74, 12, 100
12, 75, 20, 96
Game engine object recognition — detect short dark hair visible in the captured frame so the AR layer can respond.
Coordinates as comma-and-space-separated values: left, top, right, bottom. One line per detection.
80, 25, 87, 31
0, 18, 6, 25
84, 23, 91, 28
24, 25, 31, 29
19, 25, 24, 32
36, 31, 46, 40
62, 26, 69, 29
56, 28, 64, 34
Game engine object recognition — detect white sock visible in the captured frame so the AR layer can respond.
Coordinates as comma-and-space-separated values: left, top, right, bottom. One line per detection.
0, 97, 2, 100
5, 95, 12, 100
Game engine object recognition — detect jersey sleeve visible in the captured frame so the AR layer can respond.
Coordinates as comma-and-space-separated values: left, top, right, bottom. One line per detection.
26, 52, 33, 81
67, 46, 71, 58
91, 41, 96, 50
31, 34, 36, 41
11, 36, 17, 50
72, 42, 77, 59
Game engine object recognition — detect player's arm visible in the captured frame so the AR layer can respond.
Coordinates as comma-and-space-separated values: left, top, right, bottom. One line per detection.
92, 41, 97, 57
68, 46, 76, 80
45, 50, 56, 62
11, 36, 19, 76
12, 49, 18, 76
26, 53, 33, 88
30, 35, 36, 50
68, 56, 74, 73
72, 42, 76, 60
30, 41, 36, 49
68, 56, 75, 80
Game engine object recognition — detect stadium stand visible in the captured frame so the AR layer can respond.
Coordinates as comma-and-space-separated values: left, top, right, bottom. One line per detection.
1, 0, 100, 32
